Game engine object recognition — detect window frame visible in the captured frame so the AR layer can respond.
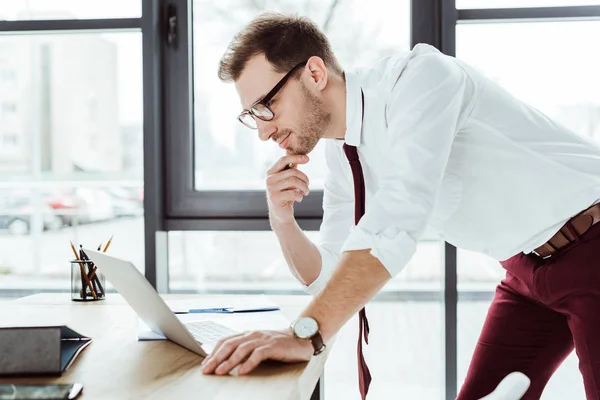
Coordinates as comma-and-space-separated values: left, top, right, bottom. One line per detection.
3, 1, 600, 399
162, 0, 324, 229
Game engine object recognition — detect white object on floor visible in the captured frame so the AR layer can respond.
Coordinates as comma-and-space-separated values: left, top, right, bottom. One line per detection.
479, 372, 531, 400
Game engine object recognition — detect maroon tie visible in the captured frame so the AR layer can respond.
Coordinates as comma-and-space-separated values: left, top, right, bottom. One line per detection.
343, 142, 372, 400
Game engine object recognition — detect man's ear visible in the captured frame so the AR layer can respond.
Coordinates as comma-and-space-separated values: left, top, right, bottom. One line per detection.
305, 56, 328, 92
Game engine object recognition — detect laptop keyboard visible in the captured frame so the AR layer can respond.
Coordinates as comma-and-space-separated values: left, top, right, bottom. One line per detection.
185, 320, 238, 345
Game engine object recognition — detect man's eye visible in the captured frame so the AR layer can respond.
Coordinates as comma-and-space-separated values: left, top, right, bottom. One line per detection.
266, 99, 275, 107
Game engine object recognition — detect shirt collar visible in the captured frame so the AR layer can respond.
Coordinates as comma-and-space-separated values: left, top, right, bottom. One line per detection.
340, 70, 363, 147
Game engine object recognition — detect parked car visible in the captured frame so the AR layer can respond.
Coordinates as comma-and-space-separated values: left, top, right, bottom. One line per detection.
74, 187, 117, 223
106, 187, 143, 218
45, 190, 83, 226
0, 197, 63, 235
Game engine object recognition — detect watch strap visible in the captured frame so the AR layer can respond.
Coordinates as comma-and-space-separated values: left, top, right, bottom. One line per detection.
310, 331, 326, 355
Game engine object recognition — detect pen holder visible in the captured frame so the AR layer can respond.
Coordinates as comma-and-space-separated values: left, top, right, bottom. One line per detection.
71, 260, 106, 302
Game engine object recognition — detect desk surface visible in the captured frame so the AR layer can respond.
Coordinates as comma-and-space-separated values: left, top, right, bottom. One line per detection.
0, 294, 327, 400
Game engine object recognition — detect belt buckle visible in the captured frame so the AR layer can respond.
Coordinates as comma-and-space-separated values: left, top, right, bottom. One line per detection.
531, 250, 552, 260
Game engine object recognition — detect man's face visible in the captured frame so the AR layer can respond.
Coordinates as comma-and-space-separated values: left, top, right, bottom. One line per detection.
235, 54, 331, 156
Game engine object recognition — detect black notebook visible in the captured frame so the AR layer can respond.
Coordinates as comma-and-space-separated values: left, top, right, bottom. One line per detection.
0, 326, 92, 376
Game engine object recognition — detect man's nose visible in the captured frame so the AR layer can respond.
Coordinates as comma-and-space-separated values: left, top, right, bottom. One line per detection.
256, 119, 276, 142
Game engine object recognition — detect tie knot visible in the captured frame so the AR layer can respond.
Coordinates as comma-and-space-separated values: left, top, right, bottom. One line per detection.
343, 143, 359, 162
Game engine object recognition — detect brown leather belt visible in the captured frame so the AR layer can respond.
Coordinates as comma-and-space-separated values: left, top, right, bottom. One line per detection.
531, 202, 600, 259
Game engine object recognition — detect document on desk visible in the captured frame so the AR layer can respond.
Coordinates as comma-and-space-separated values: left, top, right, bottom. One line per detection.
138, 296, 289, 341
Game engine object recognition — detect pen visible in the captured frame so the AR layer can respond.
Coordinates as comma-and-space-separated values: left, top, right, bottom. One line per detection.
187, 306, 280, 314
189, 307, 233, 313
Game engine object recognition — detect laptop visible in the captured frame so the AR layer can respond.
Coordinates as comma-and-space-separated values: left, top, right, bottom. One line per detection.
84, 249, 238, 358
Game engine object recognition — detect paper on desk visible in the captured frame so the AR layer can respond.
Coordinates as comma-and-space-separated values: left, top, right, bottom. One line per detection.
164, 294, 280, 314
137, 308, 290, 341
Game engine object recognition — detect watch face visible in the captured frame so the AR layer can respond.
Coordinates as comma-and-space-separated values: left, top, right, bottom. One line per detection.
293, 317, 318, 339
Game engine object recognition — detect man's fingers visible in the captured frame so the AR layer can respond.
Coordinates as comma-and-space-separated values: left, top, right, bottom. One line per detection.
268, 190, 304, 206
238, 345, 272, 375
266, 168, 309, 189
267, 155, 309, 175
202, 332, 245, 365
214, 339, 263, 375
202, 332, 252, 374
274, 190, 304, 204
270, 176, 309, 196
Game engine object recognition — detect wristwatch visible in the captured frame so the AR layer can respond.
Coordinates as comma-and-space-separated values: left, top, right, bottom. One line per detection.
290, 317, 326, 355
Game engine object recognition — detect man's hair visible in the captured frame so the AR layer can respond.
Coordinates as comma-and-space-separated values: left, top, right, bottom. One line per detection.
218, 13, 343, 83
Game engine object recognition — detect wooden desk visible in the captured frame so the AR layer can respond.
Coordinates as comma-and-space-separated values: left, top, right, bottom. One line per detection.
0, 294, 328, 400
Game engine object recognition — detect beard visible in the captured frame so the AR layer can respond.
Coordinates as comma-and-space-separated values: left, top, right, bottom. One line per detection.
285, 82, 331, 156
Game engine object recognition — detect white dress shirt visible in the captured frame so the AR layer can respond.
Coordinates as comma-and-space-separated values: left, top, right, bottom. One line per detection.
304, 43, 600, 295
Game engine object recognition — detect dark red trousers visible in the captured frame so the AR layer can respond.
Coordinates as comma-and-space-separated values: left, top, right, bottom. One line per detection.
457, 222, 600, 400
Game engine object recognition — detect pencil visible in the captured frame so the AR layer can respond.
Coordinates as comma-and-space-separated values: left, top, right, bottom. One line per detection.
86, 245, 105, 297
70, 241, 87, 299
103, 235, 113, 252
91, 267, 104, 297
83, 247, 100, 299
70, 241, 80, 261
78, 246, 97, 299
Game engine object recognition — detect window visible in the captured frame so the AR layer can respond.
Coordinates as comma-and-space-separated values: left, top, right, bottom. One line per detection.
2, 133, 18, 146
456, 21, 600, 145
169, 231, 444, 399
458, 0, 600, 8
192, 0, 411, 191
0, 0, 141, 20
0, 32, 144, 291
455, 20, 599, 398
2, 103, 16, 114
0, 69, 16, 85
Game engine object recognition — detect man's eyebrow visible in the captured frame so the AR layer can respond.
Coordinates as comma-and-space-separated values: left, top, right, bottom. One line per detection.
244, 93, 267, 111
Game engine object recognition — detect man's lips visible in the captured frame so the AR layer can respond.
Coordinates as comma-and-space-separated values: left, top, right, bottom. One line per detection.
278, 133, 291, 149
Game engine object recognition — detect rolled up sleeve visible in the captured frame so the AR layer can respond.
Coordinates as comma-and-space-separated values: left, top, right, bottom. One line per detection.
302, 142, 354, 295
340, 53, 475, 278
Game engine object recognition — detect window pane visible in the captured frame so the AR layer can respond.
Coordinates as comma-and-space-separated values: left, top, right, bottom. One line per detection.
169, 231, 443, 398
0, 32, 144, 292
456, 21, 597, 397
457, 21, 600, 144
0, 33, 143, 177
0, 185, 144, 292
457, 250, 584, 399
458, 0, 600, 9
0, 0, 141, 20
193, 0, 410, 191
169, 232, 441, 291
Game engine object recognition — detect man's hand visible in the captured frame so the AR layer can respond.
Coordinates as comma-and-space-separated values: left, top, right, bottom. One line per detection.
201, 329, 313, 376
266, 154, 310, 225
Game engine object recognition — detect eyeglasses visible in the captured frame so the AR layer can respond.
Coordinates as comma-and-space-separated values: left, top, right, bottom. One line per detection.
238, 61, 307, 129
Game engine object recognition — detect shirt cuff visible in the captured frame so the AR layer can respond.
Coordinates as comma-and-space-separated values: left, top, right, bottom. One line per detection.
340, 225, 418, 278
302, 245, 340, 295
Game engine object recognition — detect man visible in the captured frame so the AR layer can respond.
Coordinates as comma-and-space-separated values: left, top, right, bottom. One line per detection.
200, 13, 600, 400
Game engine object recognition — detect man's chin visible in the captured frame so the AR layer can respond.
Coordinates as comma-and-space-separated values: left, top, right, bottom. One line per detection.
288, 143, 320, 156
286, 148, 310, 156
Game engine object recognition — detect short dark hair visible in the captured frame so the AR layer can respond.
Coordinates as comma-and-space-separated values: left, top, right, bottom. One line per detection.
218, 13, 343, 83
